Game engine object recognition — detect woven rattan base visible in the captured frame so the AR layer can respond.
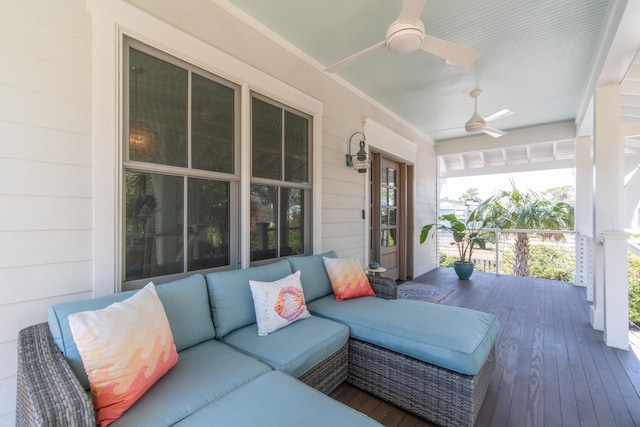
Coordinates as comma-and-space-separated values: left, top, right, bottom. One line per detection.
298, 342, 348, 394
17, 323, 95, 427
347, 338, 495, 427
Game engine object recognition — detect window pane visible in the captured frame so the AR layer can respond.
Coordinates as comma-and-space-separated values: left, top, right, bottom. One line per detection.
381, 187, 388, 206
381, 208, 388, 226
282, 188, 304, 256
284, 111, 309, 184
129, 48, 187, 167
125, 171, 184, 281
388, 189, 396, 206
192, 74, 234, 173
250, 184, 278, 261
389, 209, 396, 226
388, 168, 396, 186
252, 98, 282, 180
187, 178, 230, 270
388, 229, 396, 247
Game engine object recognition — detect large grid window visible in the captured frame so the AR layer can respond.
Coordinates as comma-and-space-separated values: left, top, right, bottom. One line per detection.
250, 96, 312, 262
124, 41, 239, 286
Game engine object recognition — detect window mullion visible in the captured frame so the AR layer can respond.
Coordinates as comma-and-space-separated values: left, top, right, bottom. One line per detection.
183, 177, 189, 274
279, 109, 285, 258
188, 71, 192, 169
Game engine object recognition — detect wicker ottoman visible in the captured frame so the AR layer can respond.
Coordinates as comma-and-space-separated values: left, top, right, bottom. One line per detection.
348, 339, 495, 427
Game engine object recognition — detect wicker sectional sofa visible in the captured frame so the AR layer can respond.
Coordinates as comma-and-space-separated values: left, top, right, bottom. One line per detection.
16, 251, 498, 427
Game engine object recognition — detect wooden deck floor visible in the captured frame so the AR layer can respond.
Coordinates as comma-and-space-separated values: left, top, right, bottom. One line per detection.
330, 268, 640, 426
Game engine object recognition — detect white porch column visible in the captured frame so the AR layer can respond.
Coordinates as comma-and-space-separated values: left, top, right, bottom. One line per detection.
602, 230, 630, 350
574, 136, 593, 292
592, 84, 624, 331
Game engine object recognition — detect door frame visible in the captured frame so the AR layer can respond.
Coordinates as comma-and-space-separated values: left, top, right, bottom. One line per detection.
369, 153, 414, 280
363, 118, 418, 279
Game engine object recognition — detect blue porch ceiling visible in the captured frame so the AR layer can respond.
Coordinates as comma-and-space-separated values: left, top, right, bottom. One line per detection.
224, 0, 610, 142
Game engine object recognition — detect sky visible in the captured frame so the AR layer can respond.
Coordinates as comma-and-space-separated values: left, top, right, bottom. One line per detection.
440, 168, 575, 201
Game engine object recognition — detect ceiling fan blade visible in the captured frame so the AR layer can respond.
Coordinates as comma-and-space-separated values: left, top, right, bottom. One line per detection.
420, 35, 482, 67
484, 109, 514, 122
482, 127, 506, 138
398, 0, 425, 22
324, 41, 386, 73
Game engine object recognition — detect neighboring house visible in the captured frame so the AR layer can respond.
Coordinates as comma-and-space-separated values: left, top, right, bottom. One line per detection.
439, 199, 479, 220
0, 0, 637, 423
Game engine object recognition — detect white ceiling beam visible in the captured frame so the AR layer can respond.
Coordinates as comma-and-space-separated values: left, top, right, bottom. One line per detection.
627, 63, 640, 80
440, 159, 576, 178
621, 79, 640, 95
621, 93, 640, 105
435, 121, 576, 156
621, 105, 640, 118
625, 121, 640, 137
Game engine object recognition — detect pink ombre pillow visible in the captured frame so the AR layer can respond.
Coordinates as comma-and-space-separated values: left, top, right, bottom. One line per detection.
323, 257, 376, 301
68, 283, 178, 426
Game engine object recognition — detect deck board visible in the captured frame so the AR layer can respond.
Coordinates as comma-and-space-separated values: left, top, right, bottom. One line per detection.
330, 268, 640, 426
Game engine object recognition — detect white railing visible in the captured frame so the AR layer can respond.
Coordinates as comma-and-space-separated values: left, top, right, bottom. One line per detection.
437, 228, 578, 281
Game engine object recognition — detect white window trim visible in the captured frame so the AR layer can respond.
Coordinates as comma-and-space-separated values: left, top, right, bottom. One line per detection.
89, 0, 323, 296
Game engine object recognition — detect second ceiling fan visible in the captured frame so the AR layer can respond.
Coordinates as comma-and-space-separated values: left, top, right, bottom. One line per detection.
325, 0, 482, 73
465, 89, 513, 138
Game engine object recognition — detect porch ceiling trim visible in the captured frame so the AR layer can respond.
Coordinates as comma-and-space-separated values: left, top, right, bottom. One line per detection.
436, 121, 576, 178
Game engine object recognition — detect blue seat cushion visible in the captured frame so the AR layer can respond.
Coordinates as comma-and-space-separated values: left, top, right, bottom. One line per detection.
287, 250, 337, 302
173, 371, 383, 427
308, 296, 499, 375
48, 274, 215, 389
112, 340, 272, 427
221, 316, 349, 378
206, 260, 293, 338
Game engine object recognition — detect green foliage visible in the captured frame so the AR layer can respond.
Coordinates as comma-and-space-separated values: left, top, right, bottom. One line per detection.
421, 211, 489, 262
628, 253, 640, 325
438, 253, 482, 271
496, 245, 574, 281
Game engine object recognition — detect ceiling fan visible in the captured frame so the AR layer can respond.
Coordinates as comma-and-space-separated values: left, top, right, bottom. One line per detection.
465, 89, 513, 138
325, 0, 482, 73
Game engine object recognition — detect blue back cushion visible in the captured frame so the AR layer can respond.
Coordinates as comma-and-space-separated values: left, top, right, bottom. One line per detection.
48, 274, 214, 389
206, 260, 293, 338
287, 251, 336, 302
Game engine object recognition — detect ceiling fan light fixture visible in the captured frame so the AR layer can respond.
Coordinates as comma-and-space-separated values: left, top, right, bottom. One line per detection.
386, 21, 425, 54
464, 120, 486, 133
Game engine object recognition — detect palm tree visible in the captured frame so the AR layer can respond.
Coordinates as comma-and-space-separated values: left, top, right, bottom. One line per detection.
477, 180, 574, 277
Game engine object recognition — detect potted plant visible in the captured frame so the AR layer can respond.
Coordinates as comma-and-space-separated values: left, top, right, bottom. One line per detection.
420, 211, 488, 280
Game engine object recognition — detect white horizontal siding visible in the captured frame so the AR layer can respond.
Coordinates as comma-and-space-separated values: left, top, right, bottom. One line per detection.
0, 0, 92, 420
414, 144, 438, 276
0, 261, 93, 305
0, 196, 92, 231
0, 341, 17, 381
0, 121, 91, 166
0, 375, 16, 426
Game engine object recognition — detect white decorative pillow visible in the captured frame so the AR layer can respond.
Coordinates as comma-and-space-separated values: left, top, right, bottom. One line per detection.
68, 283, 178, 426
249, 270, 311, 336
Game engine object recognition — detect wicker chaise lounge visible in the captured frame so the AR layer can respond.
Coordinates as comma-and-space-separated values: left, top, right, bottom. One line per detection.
340, 275, 496, 426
